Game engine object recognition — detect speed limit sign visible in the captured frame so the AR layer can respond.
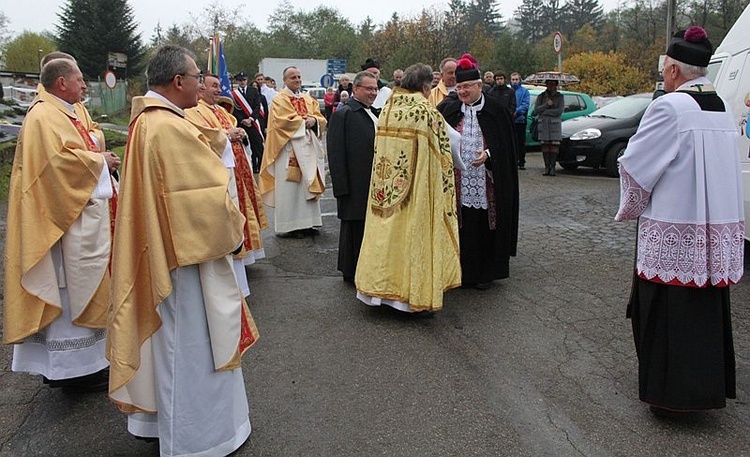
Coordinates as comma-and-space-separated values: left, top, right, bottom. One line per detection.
553, 32, 563, 54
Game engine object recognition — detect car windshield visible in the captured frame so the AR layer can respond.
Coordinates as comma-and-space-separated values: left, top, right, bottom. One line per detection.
590, 96, 651, 119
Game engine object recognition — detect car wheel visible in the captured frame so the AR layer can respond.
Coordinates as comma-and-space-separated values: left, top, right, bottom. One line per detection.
559, 162, 579, 170
605, 142, 626, 177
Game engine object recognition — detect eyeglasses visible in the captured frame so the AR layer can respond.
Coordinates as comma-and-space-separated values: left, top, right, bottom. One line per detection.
178, 72, 204, 84
455, 82, 481, 92
355, 85, 379, 92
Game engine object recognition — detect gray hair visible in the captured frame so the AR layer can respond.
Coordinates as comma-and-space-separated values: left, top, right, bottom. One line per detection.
353, 71, 377, 86
439, 57, 456, 72
147, 45, 194, 88
41, 58, 78, 90
673, 58, 708, 78
401, 63, 434, 92
40, 51, 75, 71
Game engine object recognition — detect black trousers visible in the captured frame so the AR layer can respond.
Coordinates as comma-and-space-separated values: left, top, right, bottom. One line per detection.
514, 122, 527, 167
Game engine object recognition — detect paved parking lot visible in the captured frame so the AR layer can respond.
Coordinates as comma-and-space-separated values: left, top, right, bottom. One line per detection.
1, 152, 748, 456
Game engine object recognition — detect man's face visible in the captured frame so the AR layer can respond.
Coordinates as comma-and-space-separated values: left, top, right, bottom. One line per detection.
202, 76, 221, 105
60, 65, 87, 104
495, 75, 505, 86
255, 75, 264, 86
510, 74, 521, 86
484, 72, 494, 84
455, 80, 483, 105
393, 70, 403, 85
237, 77, 247, 88
442, 61, 457, 87
340, 76, 350, 86
178, 57, 201, 109
284, 67, 302, 92
432, 72, 441, 87
352, 75, 378, 106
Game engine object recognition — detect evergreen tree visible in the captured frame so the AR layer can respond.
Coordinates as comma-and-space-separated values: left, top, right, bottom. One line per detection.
56, 0, 144, 79
561, 0, 604, 36
466, 0, 504, 37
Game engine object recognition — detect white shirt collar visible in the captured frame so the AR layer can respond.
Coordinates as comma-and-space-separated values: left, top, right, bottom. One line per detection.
145, 90, 185, 116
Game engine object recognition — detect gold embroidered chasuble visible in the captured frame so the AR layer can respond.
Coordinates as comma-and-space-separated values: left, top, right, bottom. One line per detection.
3, 90, 111, 344
108, 96, 258, 413
355, 88, 461, 311
258, 90, 327, 204
185, 100, 268, 255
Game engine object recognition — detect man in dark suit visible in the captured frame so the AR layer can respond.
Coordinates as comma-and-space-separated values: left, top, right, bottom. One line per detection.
232, 71, 265, 172
326, 71, 380, 283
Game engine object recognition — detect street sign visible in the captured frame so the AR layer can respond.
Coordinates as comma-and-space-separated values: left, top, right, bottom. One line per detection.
104, 70, 117, 89
553, 32, 563, 54
327, 59, 346, 74
320, 73, 335, 88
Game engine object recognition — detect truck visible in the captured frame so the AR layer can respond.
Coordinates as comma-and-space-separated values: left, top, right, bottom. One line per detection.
708, 4, 750, 242
258, 58, 329, 90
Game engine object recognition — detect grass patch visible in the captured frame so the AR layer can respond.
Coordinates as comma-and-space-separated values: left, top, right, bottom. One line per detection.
0, 162, 11, 201
104, 129, 128, 159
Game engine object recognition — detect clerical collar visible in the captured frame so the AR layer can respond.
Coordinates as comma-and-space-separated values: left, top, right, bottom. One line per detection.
677, 76, 715, 93
461, 95, 485, 113
352, 96, 370, 109
48, 93, 77, 115
446, 85, 456, 93
145, 90, 185, 116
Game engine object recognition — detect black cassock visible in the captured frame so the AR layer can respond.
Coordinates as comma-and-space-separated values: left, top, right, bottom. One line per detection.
326, 98, 378, 282
438, 94, 519, 284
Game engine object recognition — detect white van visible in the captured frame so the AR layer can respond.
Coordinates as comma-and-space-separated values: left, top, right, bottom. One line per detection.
708, 4, 750, 242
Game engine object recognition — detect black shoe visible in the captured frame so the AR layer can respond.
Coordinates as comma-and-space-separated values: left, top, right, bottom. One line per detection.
649, 405, 694, 418
45, 368, 109, 393
542, 170, 550, 176
549, 169, 556, 176
134, 435, 159, 444
475, 282, 492, 290
277, 231, 306, 239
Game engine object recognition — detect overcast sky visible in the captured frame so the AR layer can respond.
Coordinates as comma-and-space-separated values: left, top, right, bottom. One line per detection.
4, 0, 621, 41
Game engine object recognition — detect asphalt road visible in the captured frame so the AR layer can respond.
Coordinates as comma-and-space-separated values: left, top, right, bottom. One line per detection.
1, 152, 748, 456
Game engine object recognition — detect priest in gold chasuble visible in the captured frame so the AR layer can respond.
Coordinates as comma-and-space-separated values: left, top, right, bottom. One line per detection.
4, 58, 119, 391
355, 63, 461, 313
107, 46, 258, 457
259, 66, 327, 237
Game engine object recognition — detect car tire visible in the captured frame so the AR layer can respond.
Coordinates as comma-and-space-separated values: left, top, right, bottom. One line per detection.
605, 142, 626, 177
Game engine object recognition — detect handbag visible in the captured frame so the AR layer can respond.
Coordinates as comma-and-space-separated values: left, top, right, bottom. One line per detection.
530, 116, 539, 142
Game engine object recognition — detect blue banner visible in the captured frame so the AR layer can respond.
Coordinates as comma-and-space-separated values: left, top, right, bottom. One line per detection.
218, 40, 232, 98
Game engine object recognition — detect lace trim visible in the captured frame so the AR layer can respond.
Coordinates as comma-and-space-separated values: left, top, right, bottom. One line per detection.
615, 166, 650, 221
29, 329, 107, 352
458, 113, 488, 209
637, 217, 745, 287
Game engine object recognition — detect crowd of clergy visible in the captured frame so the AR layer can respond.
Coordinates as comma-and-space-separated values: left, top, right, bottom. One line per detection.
2, 26, 744, 455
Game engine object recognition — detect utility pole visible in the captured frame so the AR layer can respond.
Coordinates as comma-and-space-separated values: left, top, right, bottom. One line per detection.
665, 0, 677, 49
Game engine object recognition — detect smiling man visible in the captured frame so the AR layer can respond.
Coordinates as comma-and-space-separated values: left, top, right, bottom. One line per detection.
259, 66, 327, 238
438, 55, 519, 290
327, 71, 380, 283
